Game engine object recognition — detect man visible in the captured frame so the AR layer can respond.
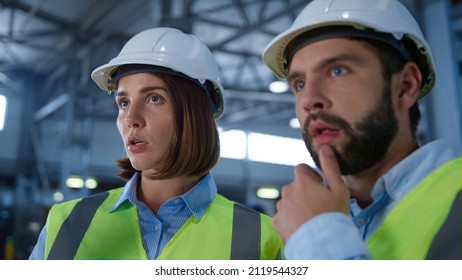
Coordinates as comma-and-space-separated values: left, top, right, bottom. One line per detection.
262, 0, 461, 259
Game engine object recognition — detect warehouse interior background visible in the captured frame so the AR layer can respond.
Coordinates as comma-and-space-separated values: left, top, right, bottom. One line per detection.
0, 0, 461, 259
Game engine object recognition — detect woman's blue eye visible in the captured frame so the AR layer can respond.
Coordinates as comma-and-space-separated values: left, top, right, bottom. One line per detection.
150, 96, 162, 103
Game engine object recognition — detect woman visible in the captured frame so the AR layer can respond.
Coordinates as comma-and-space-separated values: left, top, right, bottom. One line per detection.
29, 27, 283, 260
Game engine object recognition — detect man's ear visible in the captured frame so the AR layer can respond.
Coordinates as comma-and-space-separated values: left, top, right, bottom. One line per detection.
397, 62, 422, 110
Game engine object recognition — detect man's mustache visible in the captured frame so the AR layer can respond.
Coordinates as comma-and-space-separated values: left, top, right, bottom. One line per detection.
302, 111, 352, 135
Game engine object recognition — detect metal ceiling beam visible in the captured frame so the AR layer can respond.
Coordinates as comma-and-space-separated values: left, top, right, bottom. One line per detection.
0, 0, 77, 33
226, 89, 294, 103
213, 48, 262, 59
233, 0, 251, 25
225, 103, 273, 123
0, 72, 26, 94
194, 17, 278, 37
77, 0, 124, 33
33, 94, 70, 122
211, 1, 307, 49
221, 107, 295, 131
83, 1, 149, 47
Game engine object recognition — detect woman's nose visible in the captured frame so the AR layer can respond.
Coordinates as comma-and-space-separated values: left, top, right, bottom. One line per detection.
125, 106, 145, 128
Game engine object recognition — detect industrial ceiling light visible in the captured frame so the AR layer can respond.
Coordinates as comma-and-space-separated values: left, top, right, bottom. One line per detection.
53, 191, 64, 202
0, 94, 7, 131
66, 175, 84, 189
256, 187, 280, 199
85, 177, 98, 189
269, 80, 289, 93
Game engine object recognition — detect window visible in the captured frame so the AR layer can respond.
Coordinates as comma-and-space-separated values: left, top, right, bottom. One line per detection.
0, 95, 6, 131
248, 132, 315, 167
219, 129, 246, 160
219, 127, 315, 167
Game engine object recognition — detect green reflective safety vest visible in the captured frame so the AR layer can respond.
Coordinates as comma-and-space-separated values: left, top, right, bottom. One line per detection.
367, 157, 462, 259
44, 189, 283, 260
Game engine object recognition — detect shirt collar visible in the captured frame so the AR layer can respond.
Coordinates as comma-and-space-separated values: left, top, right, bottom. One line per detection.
180, 173, 217, 220
109, 172, 217, 220
350, 140, 456, 215
372, 140, 456, 200
109, 173, 139, 212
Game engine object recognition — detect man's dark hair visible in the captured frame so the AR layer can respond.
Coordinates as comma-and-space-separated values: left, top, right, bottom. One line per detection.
358, 38, 421, 137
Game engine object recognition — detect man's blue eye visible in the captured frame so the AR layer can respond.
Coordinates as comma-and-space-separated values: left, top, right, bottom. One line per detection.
295, 80, 305, 91
332, 66, 347, 76
120, 100, 129, 108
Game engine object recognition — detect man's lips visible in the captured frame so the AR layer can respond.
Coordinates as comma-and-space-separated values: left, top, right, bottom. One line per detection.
309, 121, 341, 144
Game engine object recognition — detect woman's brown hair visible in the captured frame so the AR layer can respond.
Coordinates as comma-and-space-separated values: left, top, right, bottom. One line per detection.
116, 72, 220, 181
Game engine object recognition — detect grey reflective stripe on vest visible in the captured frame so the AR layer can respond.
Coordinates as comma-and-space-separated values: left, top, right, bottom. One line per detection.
426, 191, 462, 260
47, 191, 109, 260
230, 203, 261, 260
48, 194, 262, 259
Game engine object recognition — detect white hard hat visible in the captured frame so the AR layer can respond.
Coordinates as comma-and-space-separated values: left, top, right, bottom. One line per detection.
91, 27, 225, 118
262, 0, 436, 99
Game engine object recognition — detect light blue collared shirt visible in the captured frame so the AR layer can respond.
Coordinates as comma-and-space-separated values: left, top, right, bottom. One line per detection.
29, 173, 217, 259
284, 140, 458, 259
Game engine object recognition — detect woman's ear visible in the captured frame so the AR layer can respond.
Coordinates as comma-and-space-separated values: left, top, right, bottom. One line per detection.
397, 62, 422, 110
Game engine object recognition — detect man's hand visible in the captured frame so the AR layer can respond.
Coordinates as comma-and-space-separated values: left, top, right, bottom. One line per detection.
273, 145, 351, 242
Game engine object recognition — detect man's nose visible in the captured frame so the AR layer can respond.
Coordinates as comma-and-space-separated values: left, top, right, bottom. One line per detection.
298, 80, 331, 113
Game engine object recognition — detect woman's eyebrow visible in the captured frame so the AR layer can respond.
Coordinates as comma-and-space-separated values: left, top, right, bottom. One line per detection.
115, 86, 167, 97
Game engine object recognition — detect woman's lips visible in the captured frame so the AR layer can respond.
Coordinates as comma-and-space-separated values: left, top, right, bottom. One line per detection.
127, 136, 148, 153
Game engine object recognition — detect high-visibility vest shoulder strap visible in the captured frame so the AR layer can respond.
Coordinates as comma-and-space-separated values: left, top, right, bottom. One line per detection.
367, 157, 462, 259
46, 188, 144, 259
45, 189, 282, 259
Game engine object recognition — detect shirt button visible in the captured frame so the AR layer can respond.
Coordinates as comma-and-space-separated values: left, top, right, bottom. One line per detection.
356, 218, 365, 226
174, 199, 180, 204
154, 224, 161, 231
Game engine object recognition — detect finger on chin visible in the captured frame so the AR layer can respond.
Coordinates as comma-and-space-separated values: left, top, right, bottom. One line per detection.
319, 145, 343, 186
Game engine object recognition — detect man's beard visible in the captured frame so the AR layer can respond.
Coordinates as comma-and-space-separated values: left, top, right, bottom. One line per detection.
302, 83, 398, 175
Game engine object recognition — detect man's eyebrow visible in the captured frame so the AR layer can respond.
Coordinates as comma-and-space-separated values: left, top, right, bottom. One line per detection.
114, 91, 126, 97
287, 72, 304, 85
317, 53, 367, 69
287, 53, 367, 82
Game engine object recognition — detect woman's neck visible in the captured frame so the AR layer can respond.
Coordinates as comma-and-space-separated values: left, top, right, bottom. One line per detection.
136, 174, 200, 214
